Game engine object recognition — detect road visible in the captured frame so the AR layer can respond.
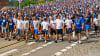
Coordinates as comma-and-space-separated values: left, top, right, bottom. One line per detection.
0, 31, 99, 56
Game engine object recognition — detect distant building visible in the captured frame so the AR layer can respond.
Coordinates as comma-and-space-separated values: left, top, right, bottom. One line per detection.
0, 0, 9, 9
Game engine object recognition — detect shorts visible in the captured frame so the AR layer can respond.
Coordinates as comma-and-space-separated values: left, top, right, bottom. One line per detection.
33, 29, 38, 34
75, 28, 81, 34
23, 29, 28, 35
95, 26, 100, 31
50, 28, 56, 35
66, 28, 72, 34
42, 30, 48, 34
0, 27, 1, 30
84, 24, 90, 30
56, 29, 63, 34
9, 28, 13, 32
2, 27, 7, 33
17, 29, 22, 35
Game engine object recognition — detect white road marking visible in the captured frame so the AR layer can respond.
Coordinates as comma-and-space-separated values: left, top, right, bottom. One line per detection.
42, 44, 48, 47
0, 49, 18, 56
27, 42, 36, 45
21, 41, 54, 56
70, 44, 76, 47
47, 42, 53, 45
21, 53, 30, 56
35, 47, 43, 50
60, 49, 67, 52
89, 31, 95, 34
66, 46, 72, 49
53, 36, 87, 56
54, 52, 63, 56
30, 49, 37, 53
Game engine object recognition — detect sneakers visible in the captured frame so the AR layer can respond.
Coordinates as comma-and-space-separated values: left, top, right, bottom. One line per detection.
1, 36, 4, 38
8, 39, 11, 41
25, 40, 28, 43
13, 36, 16, 39
78, 40, 82, 44
86, 36, 89, 40
45, 40, 47, 43
55, 40, 58, 43
35, 39, 39, 42
61, 38, 64, 42
97, 33, 99, 37
17, 39, 20, 41
32, 36, 35, 39
68, 40, 71, 43
5, 38, 7, 40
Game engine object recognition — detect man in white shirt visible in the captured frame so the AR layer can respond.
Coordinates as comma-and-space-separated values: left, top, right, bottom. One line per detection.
33, 16, 40, 42
22, 16, 29, 43
93, 15, 100, 37
54, 15, 64, 43
50, 17, 56, 40
16, 16, 23, 41
64, 16, 73, 43
41, 18, 50, 43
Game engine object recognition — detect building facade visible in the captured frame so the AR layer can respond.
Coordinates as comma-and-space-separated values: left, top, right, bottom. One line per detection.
0, 0, 9, 9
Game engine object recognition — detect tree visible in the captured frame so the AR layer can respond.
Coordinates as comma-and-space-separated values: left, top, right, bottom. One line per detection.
14, 1, 19, 7
14, 0, 54, 7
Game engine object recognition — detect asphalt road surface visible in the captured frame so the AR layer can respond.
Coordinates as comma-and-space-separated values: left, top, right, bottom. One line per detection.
0, 31, 100, 56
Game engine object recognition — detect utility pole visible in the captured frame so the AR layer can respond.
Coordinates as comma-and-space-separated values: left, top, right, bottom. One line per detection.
18, 0, 22, 9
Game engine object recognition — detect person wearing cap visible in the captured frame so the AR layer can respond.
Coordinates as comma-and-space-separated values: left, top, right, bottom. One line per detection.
8, 18, 15, 41
33, 16, 40, 42
64, 16, 73, 43
41, 18, 50, 43
74, 15, 84, 44
2, 15, 8, 40
54, 15, 64, 43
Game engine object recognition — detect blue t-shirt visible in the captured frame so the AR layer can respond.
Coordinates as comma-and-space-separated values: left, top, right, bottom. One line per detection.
84, 17, 90, 25
30, 20, 33, 28
2, 19, 8, 27
74, 18, 83, 29
0, 19, 2, 27
9, 21, 14, 29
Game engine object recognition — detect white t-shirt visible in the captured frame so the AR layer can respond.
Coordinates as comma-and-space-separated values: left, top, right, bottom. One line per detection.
54, 19, 64, 29
41, 21, 49, 30
33, 20, 39, 29
17, 19, 23, 29
65, 19, 73, 29
63, 17, 66, 21
23, 20, 29, 29
98, 15, 100, 22
50, 20, 55, 29
13, 17, 17, 25
93, 18, 99, 26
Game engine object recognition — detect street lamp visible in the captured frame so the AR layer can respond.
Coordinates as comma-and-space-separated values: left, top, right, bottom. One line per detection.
18, 0, 22, 9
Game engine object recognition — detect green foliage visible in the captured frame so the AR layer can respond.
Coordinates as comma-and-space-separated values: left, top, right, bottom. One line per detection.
14, 1, 19, 7
14, 0, 54, 7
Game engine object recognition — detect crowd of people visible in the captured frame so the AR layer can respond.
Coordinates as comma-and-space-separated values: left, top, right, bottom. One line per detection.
0, 0, 100, 44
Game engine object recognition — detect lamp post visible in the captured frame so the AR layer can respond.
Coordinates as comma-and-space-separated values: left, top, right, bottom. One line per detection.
18, 0, 22, 9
